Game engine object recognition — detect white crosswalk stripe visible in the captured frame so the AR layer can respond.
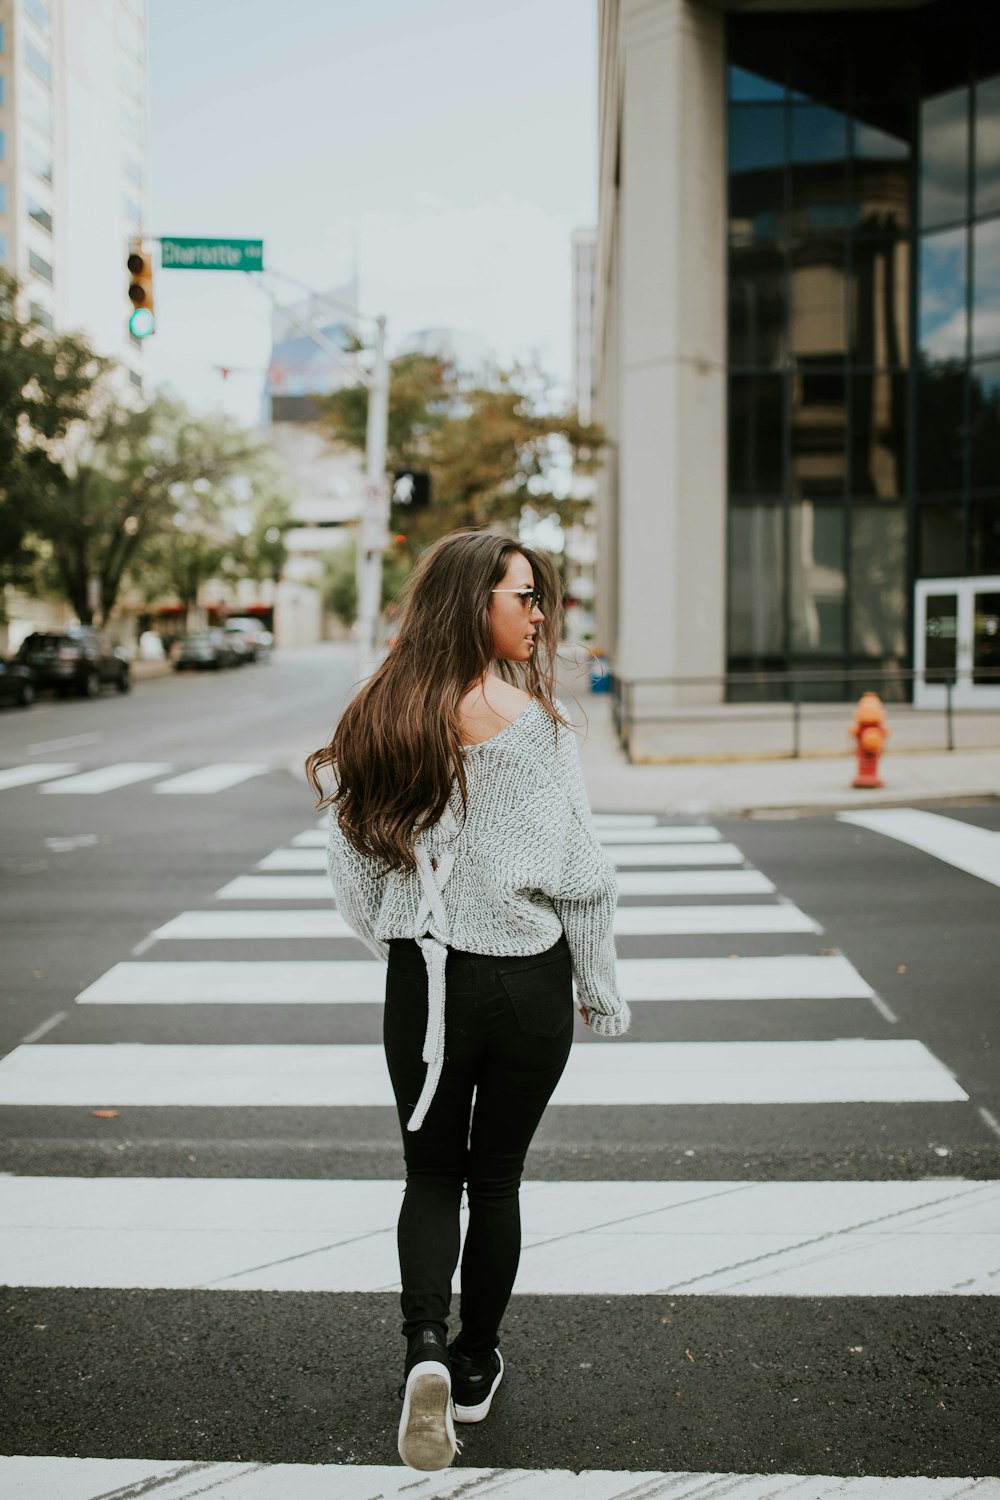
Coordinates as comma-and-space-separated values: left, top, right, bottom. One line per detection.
1, 1176, 995, 1295
0, 762, 79, 790
4, 1458, 994, 1499
153, 763, 271, 794
8, 810, 989, 1488
0, 761, 274, 795
40, 762, 175, 793
0, 1039, 966, 1106
148, 901, 820, 943
839, 807, 1000, 889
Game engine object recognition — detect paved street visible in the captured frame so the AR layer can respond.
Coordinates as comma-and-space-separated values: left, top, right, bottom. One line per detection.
1, 649, 999, 1495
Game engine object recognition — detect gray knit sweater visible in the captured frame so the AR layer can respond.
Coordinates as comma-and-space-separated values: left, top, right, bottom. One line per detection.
326, 697, 629, 1127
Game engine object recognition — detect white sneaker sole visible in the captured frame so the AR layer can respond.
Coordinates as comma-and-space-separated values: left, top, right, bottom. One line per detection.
397, 1361, 457, 1471
453, 1348, 505, 1424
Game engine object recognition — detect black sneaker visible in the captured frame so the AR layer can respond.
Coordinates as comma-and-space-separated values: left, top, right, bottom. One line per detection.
398, 1327, 457, 1471
449, 1342, 504, 1424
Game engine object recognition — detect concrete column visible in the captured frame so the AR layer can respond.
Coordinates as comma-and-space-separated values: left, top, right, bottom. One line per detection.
613, 0, 727, 700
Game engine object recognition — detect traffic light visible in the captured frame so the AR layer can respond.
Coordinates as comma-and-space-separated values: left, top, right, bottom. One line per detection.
392, 470, 431, 511
126, 238, 155, 338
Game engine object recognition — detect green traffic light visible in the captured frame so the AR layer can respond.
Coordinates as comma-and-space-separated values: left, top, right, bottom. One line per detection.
129, 306, 155, 338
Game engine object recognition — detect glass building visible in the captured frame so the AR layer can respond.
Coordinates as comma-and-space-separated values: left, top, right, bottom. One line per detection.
596, 0, 1000, 708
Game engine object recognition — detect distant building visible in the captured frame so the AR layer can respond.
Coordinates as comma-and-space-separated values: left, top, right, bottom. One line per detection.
263, 282, 366, 646
571, 228, 597, 427
0, 0, 149, 386
596, 0, 1000, 712
399, 326, 494, 381
565, 228, 599, 641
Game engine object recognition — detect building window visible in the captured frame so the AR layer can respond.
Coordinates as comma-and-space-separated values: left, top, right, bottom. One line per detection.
29, 299, 53, 330
125, 156, 143, 187
0, 23, 6, 53
0, 75, 5, 105
0, 131, 5, 162
0, 235, 7, 266
0, 185, 6, 214
24, 0, 52, 30
121, 106, 143, 145
28, 248, 53, 283
123, 192, 141, 225
27, 196, 52, 234
25, 140, 52, 184
129, 369, 143, 390
23, 82, 53, 137
25, 39, 52, 88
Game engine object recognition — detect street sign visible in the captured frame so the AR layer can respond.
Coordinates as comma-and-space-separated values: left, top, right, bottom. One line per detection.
160, 238, 264, 272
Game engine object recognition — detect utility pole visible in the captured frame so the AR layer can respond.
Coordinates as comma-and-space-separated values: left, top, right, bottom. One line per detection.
356, 314, 390, 681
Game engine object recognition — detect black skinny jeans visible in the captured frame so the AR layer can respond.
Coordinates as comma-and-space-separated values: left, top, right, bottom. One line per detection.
383, 932, 574, 1356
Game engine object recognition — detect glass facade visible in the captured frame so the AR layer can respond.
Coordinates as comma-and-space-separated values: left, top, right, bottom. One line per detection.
726, 1, 1000, 693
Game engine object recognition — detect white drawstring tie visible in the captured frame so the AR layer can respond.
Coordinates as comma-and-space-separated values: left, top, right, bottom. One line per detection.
406, 809, 460, 1132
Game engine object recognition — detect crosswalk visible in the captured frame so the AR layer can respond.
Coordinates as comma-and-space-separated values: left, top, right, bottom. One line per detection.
0, 761, 272, 794
2, 806, 996, 1495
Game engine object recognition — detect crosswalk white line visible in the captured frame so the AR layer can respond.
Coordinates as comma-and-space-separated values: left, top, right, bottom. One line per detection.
215, 870, 778, 900
1, 1175, 994, 1295
149, 902, 819, 943
0, 1040, 966, 1106
592, 812, 658, 828
153, 763, 270, 794
72, 954, 872, 1006
258, 843, 747, 871
0, 762, 79, 790
839, 808, 1000, 890
602, 843, 745, 866
289, 821, 723, 849
3, 1460, 992, 1500
40, 762, 174, 794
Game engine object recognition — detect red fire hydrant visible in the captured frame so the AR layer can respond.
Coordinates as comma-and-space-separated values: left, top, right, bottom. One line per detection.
849, 692, 889, 788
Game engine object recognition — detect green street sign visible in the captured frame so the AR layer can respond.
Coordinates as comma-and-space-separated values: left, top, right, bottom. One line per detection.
160, 237, 264, 272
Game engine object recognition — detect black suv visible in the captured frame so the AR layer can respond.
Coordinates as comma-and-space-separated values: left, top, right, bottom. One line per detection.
17, 628, 130, 699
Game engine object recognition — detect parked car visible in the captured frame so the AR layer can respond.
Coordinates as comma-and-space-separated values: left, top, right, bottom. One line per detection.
222, 617, 273, 662
170, 629, 244, 671
0, 655, 35, 708
17, 628, 130, 698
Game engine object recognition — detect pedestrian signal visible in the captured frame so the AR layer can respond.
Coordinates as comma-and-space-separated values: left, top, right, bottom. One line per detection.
392, 470, 431, 510
126, 239, 155, 338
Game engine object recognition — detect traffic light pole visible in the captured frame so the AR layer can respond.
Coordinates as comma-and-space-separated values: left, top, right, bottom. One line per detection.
356, 314, 390, 681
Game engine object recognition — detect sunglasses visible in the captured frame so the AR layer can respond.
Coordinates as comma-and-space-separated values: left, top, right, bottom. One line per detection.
491, 587, 544, 610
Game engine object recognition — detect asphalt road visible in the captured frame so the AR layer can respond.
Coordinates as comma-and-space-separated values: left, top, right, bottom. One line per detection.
1, 650, 998, 1491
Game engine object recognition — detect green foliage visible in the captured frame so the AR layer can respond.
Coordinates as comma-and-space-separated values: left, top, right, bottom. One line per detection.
322, 537, 413, 628
322, 352, 602, 552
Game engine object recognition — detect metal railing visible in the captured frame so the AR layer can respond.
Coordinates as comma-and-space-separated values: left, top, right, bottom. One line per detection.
609, 666, 1000, 762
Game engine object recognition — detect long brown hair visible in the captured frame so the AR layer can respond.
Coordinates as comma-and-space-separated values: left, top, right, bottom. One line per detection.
305, 529, 565, 871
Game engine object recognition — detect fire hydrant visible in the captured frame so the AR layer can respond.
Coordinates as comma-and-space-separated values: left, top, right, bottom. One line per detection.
849, 691, 889, 789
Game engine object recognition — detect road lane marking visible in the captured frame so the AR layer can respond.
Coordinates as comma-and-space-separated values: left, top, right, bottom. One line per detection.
258, 842, 747, 871
0, 762, 79, 790
27, 730, 102, 753
0, 1176, 993, 1295
154, 763, 271, 794
2, 1460, 993, 1498
0, 1040, 967, 1106
147, 903, 819, 943
839, 808, 1000, 889
40, 762, 173, 794
71, 954, 873, 1005
215, 871, 779, 900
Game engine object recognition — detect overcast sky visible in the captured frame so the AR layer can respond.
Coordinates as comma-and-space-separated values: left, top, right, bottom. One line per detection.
143, 0, 597, 426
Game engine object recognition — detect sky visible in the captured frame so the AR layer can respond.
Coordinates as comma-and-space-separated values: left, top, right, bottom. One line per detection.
143, 0, 598, 427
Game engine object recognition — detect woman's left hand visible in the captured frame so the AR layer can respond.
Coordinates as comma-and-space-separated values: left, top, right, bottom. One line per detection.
578, 1005, 593, 1028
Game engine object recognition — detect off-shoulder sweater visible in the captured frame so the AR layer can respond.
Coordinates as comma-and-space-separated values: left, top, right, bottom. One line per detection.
325, 697, 629, 1130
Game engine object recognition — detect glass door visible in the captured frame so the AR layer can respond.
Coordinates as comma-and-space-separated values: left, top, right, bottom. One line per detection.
915, 576, 1000, 707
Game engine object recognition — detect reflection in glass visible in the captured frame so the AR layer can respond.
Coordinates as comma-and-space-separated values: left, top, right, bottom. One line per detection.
729, 65, 783, 103
729, 240, 785, 366
923, 592, 959, 677
728, 104, 785, 231
850, 503, 906, 660
916, 366, 966, 494
971, 506, 1000, 577
918, 503, 964, 575
972, 218, 1000, 358
972, 589, 1000, 684
729, 373, 784, 494
851, 371, 906, 498
790, 105, 849, 227
970, 361, 1000, 489
975, 76, 1000, 219
918, 227, 968, 363
728, 503, 784, 663
849, 238, 909, 366
854, 121, 910, 162
791, 364, 846, 498
789, 502, 845, 653
919, 87, 969, 229
790, 239, 846, 357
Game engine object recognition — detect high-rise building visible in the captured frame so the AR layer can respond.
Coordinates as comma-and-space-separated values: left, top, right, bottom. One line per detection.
596, 0, 1000, 713
571, 227, 597, 427
0, 0, 149, 385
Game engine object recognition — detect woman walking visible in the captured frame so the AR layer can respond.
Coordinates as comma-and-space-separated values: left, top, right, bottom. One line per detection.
306, 529, 628, 1472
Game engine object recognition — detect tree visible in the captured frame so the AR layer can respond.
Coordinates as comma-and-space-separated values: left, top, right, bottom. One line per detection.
322, 353, 602, 552
0, 270, 111, 607
322, 535, 412, 629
